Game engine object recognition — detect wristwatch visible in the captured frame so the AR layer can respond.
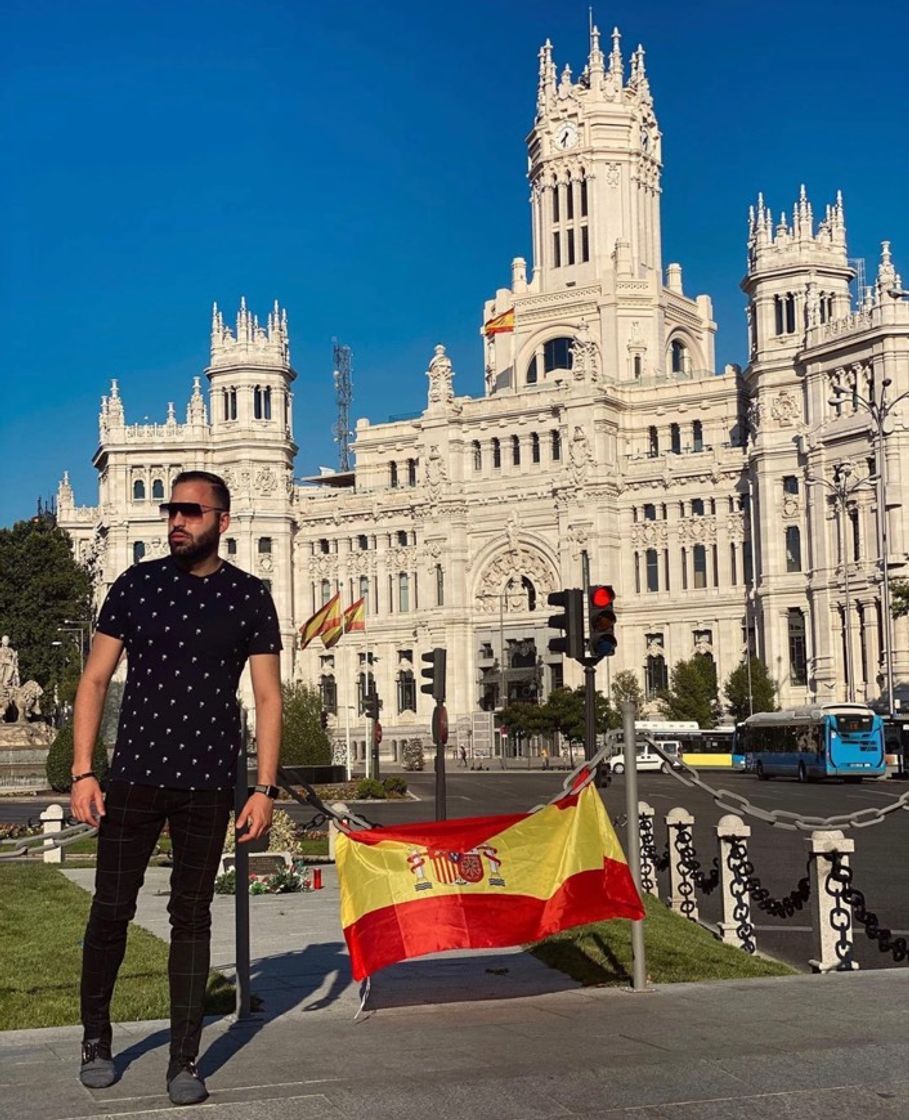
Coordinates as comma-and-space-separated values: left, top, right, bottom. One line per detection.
253, 784, 280, 799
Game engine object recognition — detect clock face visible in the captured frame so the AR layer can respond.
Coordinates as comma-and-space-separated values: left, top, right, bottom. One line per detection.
554, 122, 578, 151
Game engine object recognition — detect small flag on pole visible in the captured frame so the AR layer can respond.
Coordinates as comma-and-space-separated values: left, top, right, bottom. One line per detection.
299, 593, 339, 650
483, 308, 515, 336
343, 597, 366, 634
321, 595, 344, 649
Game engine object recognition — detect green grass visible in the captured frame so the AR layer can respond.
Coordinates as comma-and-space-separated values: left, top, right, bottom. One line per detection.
296, 838, 329, 857
529, 895, 796, 985
0, 864, 234, 1030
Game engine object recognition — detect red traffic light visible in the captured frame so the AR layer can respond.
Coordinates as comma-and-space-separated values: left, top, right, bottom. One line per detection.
590, 585, 615, 608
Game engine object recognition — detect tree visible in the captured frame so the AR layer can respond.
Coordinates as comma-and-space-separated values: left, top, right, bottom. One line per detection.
658, 656, 721, 728
611, 669, 645, 712
541, 686, 619, 745
45, 720, 109, 793
0, 515, 92, 716
280, 682, 331, 765
724, 658, 778, 724
891, 579, 909, 619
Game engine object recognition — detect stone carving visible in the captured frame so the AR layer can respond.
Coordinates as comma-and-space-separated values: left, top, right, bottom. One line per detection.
770, 390, 799, 427
475, 546, 556, 611
677, 517, 716, 545
645, 634, 664, 657
426, 344, 455, 408
746, 398, 762, 433
606, 162, 620, 187
255, 466, 278, 494
0, 636, 20, 689
258, 553, 274, 574
1, 680, 43, 724
806, 282, 820, 328
568, 426, 594, 486
569, 321, 600, 383
726, 512, 745, 542
426, 445, 448, 503
631, 522, 669, 547
567, 523, 591, 560
782, 495, 800, 520
505, 511, 521, 554
693, 630, 713, 656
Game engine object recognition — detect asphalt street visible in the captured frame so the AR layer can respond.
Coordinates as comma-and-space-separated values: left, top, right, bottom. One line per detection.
5, 766, 908, 973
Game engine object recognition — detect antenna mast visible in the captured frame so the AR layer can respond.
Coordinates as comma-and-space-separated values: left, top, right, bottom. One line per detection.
332, 338, 353, 472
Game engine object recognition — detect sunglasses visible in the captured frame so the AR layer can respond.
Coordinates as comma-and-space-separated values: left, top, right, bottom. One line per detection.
159, 502, 227, 520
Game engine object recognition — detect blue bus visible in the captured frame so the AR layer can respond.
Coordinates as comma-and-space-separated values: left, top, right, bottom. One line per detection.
737, 704, 886, 782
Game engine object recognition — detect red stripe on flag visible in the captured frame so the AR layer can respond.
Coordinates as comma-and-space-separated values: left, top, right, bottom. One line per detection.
342, 861, 645, 981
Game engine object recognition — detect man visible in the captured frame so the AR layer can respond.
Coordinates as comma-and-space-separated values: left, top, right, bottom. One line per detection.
70, 470, 282, 1106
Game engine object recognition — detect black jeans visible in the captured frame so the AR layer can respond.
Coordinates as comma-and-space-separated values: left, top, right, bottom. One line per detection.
80, 781, 232, 1059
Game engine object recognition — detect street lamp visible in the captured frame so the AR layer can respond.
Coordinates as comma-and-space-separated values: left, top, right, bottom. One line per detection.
54, 628, 85, 675
829, 375, 909, 714
806, 463, 878, 703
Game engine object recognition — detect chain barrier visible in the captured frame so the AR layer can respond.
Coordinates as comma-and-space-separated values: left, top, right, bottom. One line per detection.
648, 741, 909, 833
638, 813, 669, 879
673, 823, 719, 898
830, 851, 908, 964
276, 767, 378, 832
0, 821, 97, 861
824, 852, 856, 969
725, 837, 756, 953
731, 838, 812, 919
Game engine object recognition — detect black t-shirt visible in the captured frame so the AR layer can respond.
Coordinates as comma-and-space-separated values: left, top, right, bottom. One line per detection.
96, 556, 282, 790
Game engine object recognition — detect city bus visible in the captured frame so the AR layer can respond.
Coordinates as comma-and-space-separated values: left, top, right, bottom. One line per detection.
737, 704, 886, 782
605, 720, 738, 768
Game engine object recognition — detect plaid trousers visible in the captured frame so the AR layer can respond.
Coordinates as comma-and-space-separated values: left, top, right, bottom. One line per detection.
80, 780, 232, 1059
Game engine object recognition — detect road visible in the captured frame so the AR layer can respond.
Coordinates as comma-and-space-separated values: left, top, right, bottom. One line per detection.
5, 766, 907, 973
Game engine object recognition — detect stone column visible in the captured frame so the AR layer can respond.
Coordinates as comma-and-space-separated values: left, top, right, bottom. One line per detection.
40, 803, 65, 864
666, 806, 698, 920
716, 813, 754, 949
808, 829, 858, 973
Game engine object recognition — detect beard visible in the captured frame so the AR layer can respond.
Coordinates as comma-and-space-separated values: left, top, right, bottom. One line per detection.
169, 520, 221, 566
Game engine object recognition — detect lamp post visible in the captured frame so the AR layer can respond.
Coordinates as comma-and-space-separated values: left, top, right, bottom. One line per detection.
806, 463, 877, 703
829, 376, 909, 714
54, 627, 85, 675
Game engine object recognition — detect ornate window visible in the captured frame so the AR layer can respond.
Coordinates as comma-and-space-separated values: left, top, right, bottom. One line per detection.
643, 504, 656, 521
543, 337, 573, 373
389, 462, 398, 488
670, 339, 689, 375
526, 356, 538, 385
258, 537, 272, 554
691, 498, 705, 516
788, 608, 808, 684
511, 435, 521, 466
359, 575, 369, 601
646, 549, 659, 592
151, 478, 164, 500
132, 541, 145, 564
692, 420, 704, 452
226, 538, 237, 556
693, 544, 707, 588
320, 579, 331, 604
357, 534, 368, 550
783, 475, 799, 495
133, 479, 145, 501
492, 438, 501, 468
320, 674, 337, 715
397, 670, 416, 713
531, 432, 541, 463
472, 441, 482, 470
398, 572, 410, 612
648, 426, 659, 457
785, 526, 802, 572
551, 429, 561, 461
407, 458, 417, 486
670, 423, 681, 454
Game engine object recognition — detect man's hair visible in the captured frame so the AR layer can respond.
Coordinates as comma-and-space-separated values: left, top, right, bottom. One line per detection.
172, 470, 231, 512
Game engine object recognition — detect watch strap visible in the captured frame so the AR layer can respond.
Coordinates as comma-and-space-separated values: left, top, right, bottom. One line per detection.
71, 771, 97, 784
253, 783, 279, 800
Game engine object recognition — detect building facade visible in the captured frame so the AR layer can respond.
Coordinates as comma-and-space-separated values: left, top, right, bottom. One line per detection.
57, 27, 909, 760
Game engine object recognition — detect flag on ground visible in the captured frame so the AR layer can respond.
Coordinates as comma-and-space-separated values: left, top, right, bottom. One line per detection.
335, 783, 644, 980
343, 597, 366, 634
299, 593, 340, 650
483, 308, 515, 335
320, 595, 344, 649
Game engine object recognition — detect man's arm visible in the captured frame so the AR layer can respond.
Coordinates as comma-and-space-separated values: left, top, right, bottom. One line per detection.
70, 632, 124, 824
236, 653, 282, 843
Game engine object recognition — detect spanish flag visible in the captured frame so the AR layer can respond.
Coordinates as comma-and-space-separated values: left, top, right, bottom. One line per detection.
343, 597, 366, 634
336, 783, 643, 980
483, 308, 515, 336
320, 595, 344, 649
299, 593, 339, 650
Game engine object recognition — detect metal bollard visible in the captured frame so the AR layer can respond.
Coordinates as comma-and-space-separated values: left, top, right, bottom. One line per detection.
40, 803, 65, 864
809, 829, 858, 973
312, 867, 323, 890
666, 807, 698, 920
638, 801, 658, 897
716, 814, 754, 951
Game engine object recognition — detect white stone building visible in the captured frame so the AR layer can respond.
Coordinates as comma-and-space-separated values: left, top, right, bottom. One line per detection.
57, 27, 909, 761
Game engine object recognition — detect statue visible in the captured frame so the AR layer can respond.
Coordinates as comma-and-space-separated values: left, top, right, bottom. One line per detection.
0, 635, 20, 690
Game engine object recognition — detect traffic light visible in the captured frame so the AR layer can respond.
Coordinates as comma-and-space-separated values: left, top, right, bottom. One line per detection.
363, 687, 380, 720
547, 589, 584, 662
421, 647, 447, 703
588, 584, 617, 660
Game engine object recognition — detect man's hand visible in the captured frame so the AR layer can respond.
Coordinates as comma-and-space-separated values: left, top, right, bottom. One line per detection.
236, 792, 274, 843
70, 777, 105, 826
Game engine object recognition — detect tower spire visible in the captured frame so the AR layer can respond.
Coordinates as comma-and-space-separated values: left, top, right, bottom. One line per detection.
608, 26, 623, 82
537, 38, 557, 113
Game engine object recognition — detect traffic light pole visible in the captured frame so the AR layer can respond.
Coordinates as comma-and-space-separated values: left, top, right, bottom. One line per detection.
433, 701, 447, 821
621, 700, 648, 992
584, 662, 597, 762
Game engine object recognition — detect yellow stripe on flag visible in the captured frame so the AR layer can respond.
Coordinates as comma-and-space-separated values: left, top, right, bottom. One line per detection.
320, 595, 344, 649
343, 598, 366, 634
299, 593, 339, 650
336, 784, 643, 979
483, 308, 515, 336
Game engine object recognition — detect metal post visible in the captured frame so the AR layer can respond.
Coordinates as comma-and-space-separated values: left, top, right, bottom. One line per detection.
434, 703, 447, 822
584, 663, 597, 761
233, 714, 251, 1020
345, 704, 352, 781
838, 489, 856, 703
621, 701, 647, 991
877, 419, 896, 714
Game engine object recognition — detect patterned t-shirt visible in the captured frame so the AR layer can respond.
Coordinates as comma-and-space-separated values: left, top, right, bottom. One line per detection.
96, 556, 282, 790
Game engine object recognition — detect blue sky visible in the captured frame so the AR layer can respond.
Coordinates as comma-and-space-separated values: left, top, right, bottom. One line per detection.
2, 0, 907, 526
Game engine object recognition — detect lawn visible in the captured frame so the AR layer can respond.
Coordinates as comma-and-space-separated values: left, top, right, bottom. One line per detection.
0, 863, 233, 1030
529, 895, 796, 984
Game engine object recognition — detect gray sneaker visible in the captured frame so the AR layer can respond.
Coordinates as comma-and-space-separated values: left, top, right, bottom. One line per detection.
79, 1038, 115, 1088
166, 1058, 208, 1106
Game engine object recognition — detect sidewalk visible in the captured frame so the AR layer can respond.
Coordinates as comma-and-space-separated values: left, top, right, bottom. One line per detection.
2, 867, 908, 1118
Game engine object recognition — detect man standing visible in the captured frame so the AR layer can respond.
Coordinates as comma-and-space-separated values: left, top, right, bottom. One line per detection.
70, 471, 282, 1106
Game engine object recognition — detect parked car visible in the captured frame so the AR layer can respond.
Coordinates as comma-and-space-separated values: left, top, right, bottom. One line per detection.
606, 740, 681, 774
